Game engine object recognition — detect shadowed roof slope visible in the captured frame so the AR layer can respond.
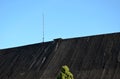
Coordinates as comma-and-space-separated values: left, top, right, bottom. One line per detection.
0, 32, 120, 79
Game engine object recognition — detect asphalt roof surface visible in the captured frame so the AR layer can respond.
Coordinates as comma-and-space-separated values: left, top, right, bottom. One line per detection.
0, 32, 120, 79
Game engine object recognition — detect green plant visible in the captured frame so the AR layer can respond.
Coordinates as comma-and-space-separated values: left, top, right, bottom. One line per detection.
57, 65, 74, 79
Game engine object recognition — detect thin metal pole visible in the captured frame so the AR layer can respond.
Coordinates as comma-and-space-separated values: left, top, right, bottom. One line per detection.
42, 13, 44, 43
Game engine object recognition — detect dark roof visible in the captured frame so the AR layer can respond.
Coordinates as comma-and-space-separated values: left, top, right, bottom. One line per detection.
0, 32, 120, 79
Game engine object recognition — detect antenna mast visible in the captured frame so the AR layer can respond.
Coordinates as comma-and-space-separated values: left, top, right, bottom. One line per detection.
42, 13, 44, 43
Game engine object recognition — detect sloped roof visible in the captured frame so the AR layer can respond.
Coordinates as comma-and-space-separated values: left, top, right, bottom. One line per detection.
0, 32, 120, 79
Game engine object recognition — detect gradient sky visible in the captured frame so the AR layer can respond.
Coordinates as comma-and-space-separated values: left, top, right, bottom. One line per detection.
0, 0, 120, 49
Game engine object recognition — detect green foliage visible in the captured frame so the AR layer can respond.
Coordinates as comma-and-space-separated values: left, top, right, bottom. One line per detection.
57, 65, 74, 79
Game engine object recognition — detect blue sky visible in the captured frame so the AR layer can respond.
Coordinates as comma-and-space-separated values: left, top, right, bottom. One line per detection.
0, 0, 120, 49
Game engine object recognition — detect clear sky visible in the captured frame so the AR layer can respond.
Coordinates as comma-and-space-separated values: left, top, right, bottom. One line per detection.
0, 0, 120, 49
